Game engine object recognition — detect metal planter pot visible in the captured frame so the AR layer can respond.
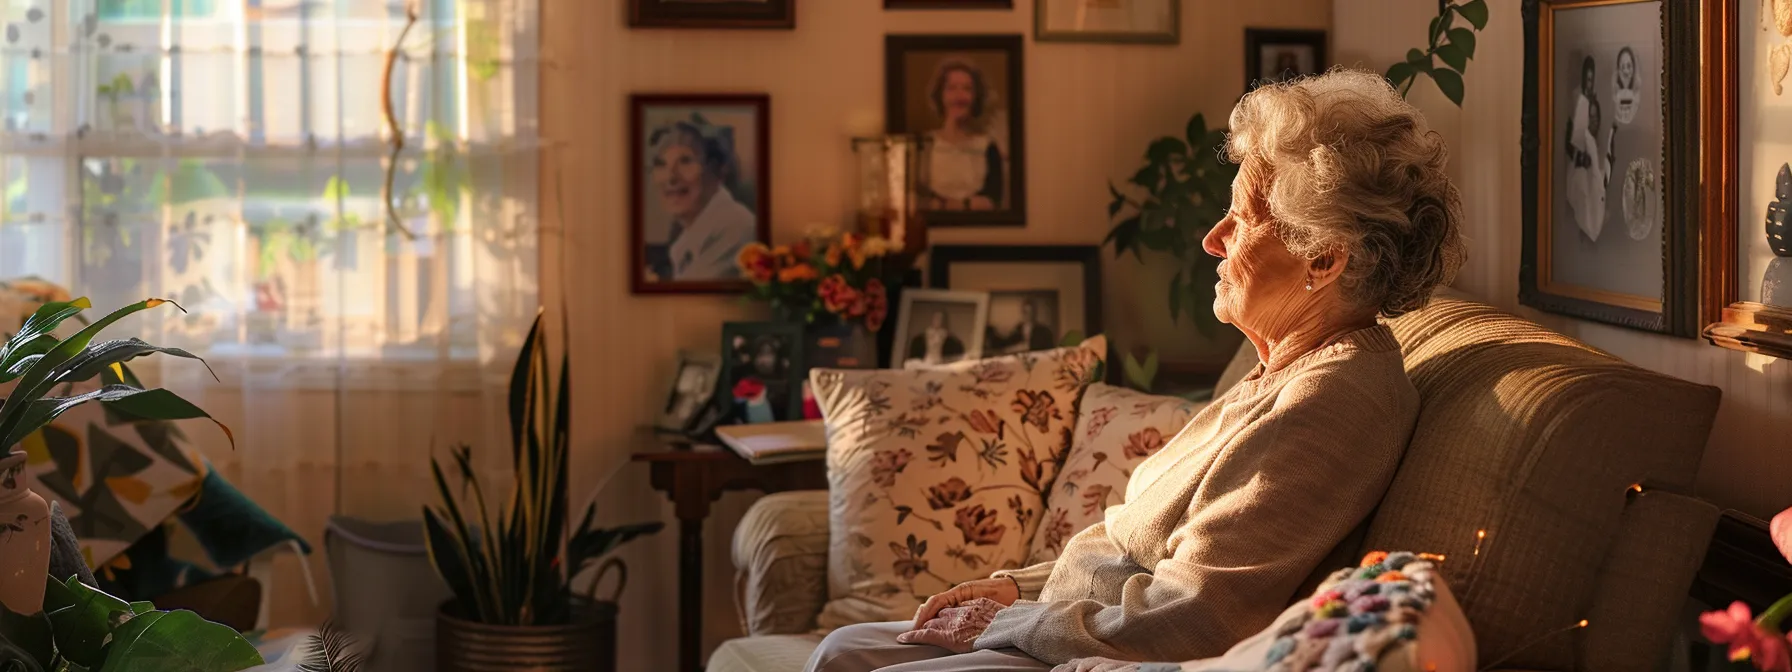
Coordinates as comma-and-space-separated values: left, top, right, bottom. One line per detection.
435, 599, 617, 672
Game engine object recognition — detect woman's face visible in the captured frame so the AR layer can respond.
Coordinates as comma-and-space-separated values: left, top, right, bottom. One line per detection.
1618, 52, 1636, 88
1581, 62, 1596, 95
653, 138, 719, 222
1201, 170, 1312, 331
940, 70, 977, 122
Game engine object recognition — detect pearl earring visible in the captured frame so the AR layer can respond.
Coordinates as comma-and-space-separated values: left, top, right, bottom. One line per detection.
1305, 280, 1314, 291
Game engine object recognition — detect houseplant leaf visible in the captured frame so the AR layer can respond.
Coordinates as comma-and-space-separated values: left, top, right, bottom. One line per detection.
0, 386, 232, 453
1448, 27, 1477, 55
52, 338, 211, 386
1431, 67, 1466, 105
1145, 137, 1188, 165
1184, 113, 1208, 151
1104, 216, 1143, 261
1457, 0, 1489, 29
567, 520, 665, 580
100, 609, 264, 671
42, 576, 130, 667
1435, 43, 1469, 73
0, 299, 178, 442
0, 298, 91, 383
0, 608, 53, 671
1385, 62, 1416, 89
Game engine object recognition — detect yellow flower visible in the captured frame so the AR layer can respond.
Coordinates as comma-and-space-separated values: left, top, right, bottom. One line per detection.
861, 235, 897, 258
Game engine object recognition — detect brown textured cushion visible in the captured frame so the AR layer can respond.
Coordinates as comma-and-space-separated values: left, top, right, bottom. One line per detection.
1372, 297, 1720, 670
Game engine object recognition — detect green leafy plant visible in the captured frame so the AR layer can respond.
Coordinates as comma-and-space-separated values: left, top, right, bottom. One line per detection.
1104, 112, 1238, 340
423, 312, 662, 627
1385, 0, 1490, 106
0, 576, 262, 672
294, 620, 364, 672
0, 296, 231, 452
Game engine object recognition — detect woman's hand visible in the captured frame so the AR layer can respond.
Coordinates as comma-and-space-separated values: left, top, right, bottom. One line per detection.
911, 577, 1020, 628
896, 597, 1005, 653
1051, 658, 1146, 672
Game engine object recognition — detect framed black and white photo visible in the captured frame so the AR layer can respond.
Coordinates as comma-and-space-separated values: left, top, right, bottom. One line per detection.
1034, 0, 1178, 44
886, 34, 1026, 227
892, 289, 990, 368
720, 322, 805, 424
1244, 29, 1328, 91
656, 351, 722, 432
628, 0, 796, 29
886, 0, 1012, 9
1520, 0, 1705, 336
630, 94, 771, 295
928, 245, 1101, 355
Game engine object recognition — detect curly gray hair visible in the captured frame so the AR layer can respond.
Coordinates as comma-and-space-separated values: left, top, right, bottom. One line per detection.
1226, 68, 1466, 317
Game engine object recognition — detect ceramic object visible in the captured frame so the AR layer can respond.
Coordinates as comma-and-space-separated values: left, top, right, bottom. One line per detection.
1769, 163, 1792, 257
1763, 258, 1792, 305
0, 451, 50, 615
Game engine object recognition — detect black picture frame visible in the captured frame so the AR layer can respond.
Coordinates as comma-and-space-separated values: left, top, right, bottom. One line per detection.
886, 0, 1012, 8
719, 321, 806, 424
927, 245, 1102, 356
628, 0, 796, 29
885, 34, 1027, 228
1243, 29, 1328, 92
629, 93, 772, 295
1518, 0, 1703, 336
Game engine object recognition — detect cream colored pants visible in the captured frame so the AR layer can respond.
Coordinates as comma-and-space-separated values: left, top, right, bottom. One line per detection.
803, 621, 1054, 672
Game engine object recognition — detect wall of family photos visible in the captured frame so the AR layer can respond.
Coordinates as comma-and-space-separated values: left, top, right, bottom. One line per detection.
537, 1, 1328, 669
1337, 0, 1792, 522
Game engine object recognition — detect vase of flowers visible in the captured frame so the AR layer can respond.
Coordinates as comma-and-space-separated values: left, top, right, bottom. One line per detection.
1701, 508, 1792, 671
737, 231, 900, 369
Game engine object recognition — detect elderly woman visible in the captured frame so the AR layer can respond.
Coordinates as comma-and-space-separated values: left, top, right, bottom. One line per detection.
803, 69, 1465, 672
647, 116, 757, 282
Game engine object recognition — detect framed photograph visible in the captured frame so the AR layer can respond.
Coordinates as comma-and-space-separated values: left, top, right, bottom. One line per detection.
886, 34, 1026, 227
887, 0, 1012, 8
628, 0, 795, 29
892, 289, 990, 368
1244, 29, 1328, 91
1698, 0, 1792, 356
630, 94, 771, 295
927, 245, 1102, 355
1035, 0, 1178, 44
720, 322, 805, 424
1519, 0, 1704, 336
656, 351, 722, 432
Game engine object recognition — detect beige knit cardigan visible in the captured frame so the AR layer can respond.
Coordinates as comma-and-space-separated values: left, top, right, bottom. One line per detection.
975, 325, 1420, 664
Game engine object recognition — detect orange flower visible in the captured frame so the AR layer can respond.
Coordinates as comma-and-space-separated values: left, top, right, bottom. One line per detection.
778, 263, 818, 283
791, 240, 813, 260
840, 233, 867, 269
824, 244, 844, 268
771, 245, 795, 269
736, 243, 776, 283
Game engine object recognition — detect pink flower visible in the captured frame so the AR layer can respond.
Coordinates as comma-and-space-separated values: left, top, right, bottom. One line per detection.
1772, 506, 1792, 565
1701, 602, 1792, 672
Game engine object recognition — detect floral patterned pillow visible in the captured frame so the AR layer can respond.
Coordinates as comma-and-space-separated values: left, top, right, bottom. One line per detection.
810, 336, 1106, 629
1027, 383, 1198, 564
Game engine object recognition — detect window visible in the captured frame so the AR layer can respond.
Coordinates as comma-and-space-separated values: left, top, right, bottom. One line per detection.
0, 0, 538, 373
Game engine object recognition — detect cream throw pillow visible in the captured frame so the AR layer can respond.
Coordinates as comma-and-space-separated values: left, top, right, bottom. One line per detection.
1029, 383, 1198, 564
811, 337, 1107, 629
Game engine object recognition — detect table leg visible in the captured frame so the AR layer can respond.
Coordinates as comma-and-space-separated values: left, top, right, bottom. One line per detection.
679, 516, 702, 672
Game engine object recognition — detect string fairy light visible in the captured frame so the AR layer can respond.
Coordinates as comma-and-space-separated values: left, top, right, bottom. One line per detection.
1472, 529, 1486, 557
1478, 619, 1590, 671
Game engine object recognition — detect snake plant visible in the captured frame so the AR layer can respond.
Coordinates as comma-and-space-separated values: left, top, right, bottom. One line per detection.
424, 312, 661, 627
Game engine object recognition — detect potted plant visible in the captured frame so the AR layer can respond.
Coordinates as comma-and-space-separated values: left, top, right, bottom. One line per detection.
424, 312, 662, 672
0, 295, 259, 671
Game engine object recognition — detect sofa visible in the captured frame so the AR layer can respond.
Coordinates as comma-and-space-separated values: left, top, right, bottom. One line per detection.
708, 294, 1723, 671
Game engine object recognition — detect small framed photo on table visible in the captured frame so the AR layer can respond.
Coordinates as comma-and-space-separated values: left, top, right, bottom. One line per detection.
720, 322, 806, 424
928, 245, 1101, 355
630, 94, 771, 295
656, 351, 722, 432
1244, 29, 1328, 91
1034, 0, 1178, 44
891, 289, 990, 368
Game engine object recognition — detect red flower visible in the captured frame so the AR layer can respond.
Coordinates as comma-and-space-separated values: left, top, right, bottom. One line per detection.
819, 275, 857, 314
736, 243, 776, 284
1122, 427, 1167, 460
1773, 506, 1792, 565
1701, 602, 1791, 672
861, 279, 888, 332
732, 377, 765, 400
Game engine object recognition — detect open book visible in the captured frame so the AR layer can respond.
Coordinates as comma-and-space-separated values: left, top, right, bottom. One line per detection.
714, 420, 827, 465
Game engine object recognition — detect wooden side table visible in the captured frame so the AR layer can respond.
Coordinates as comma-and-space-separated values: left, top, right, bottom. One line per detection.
633, 440, 827, 672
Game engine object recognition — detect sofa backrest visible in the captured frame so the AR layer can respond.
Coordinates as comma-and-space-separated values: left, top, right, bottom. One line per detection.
1371, 296, 1721, 671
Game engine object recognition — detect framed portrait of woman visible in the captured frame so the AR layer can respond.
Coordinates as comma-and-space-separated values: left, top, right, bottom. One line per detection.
1699, 0, 1792, 357
630, 94, 771, 294
886, 34, 1026, 227
628, 0, 796, 29
1243, 29, 1327, 91
1519, 0, 1707, 336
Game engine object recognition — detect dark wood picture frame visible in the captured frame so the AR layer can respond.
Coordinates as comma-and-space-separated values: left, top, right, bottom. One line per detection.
1034, 0, 1179, 44
1518, 0, 1704, 337
886, 0, 1012, 9
885, 34, 1027, 228
1697, 0, 1792, 358
927, 244, 1103, 346
628, 0, 796, 29
629, 93, 772, 295
1243, 29, 1328, 92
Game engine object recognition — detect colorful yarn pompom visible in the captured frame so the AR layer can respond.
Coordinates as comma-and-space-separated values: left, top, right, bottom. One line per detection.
1304, 618, 1342, 639
1355, 564, 1387, 580
1318, 600, 1349, 618
1312, 589, 1344, 608
1350, 594, 1391, 614
1265, 636, 1296, 664
1347, 612, 1385, 633
1383, 551, 1415, 570
1374, 570, 1408, 583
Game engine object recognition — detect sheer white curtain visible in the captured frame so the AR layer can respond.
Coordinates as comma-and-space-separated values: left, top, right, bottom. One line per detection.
0, 0, 538, 625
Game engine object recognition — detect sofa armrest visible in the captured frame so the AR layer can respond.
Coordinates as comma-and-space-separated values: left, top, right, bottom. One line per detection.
732, 490, 830, 636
